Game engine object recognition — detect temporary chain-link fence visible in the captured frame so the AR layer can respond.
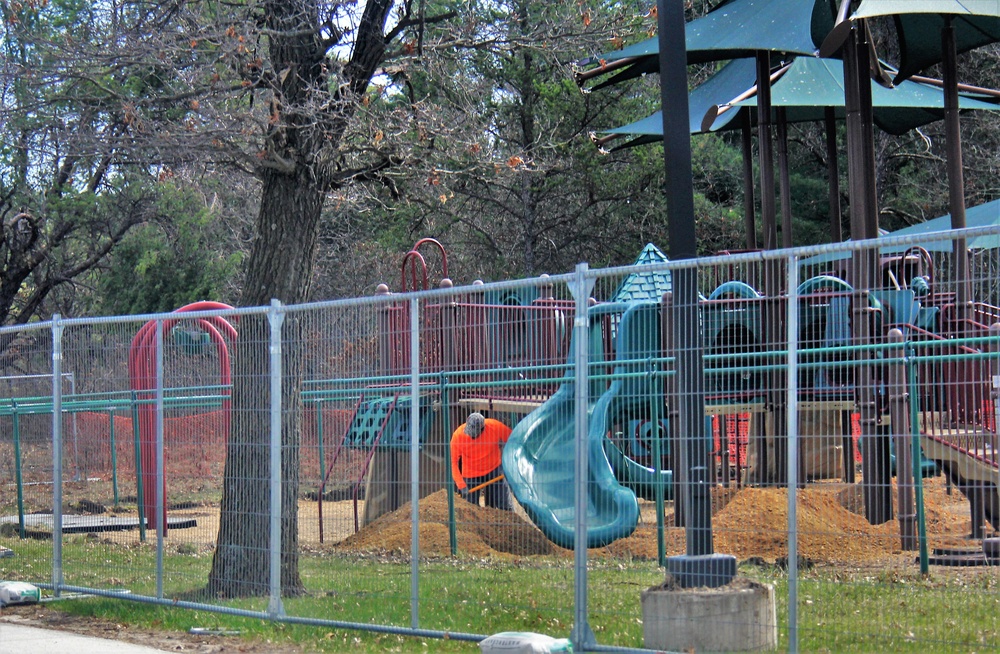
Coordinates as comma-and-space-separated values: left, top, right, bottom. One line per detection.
2, 229, 999, 651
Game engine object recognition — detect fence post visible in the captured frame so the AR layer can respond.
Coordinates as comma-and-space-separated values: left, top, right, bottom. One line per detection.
786, 256, 800, 653
316, 401, 325, 482
440, 279, 459, 557
268, 300, 286, 617
661, 292, 684, 527
649, 355, 666, 568
51, 314, 64, 597
993, 324, 1000, 427
888, 328, 916, 550
571, 263, 596, 651
992, 324, 1000, 522
131, 391, 146, 542
13, 402, 25, 539
906, 342, 930, 573
767, 257, 789, 486
110, 409, 119, 507
409, 295, 421, 630
155, 319, 165, 599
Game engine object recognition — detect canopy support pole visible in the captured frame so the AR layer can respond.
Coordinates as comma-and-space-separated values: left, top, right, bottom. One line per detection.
942, 18, 971, 316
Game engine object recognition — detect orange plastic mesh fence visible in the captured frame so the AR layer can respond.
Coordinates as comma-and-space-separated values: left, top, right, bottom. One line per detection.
73, 408, 355, 481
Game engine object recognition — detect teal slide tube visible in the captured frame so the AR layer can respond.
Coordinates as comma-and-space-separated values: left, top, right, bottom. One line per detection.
503, 302, 672, 548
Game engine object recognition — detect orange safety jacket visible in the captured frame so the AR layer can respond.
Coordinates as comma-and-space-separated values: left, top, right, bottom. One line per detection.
450, 418, 512, 490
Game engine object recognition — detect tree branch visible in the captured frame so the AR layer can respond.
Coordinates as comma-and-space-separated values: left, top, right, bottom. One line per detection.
385, 11, 457, 44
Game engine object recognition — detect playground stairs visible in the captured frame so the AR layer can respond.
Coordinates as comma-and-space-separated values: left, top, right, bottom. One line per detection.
917, 412, 999, 537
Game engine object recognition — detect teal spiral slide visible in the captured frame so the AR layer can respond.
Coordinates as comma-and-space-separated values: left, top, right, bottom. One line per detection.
502, 302, 672, 549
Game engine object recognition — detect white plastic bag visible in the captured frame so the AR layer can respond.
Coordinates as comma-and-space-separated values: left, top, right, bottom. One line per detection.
479, 631, 573, 654
0, 581, 40, 606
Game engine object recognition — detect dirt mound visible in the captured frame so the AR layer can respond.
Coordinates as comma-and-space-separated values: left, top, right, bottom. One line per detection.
337, 477, 976, 564
594, 477, 976, 564
599, 486, 896, 563
336, 489, 562, 558
714, 486, 896, 562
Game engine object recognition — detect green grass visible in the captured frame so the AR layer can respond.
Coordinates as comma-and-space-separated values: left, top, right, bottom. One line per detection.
793, 571, 1000, 652
3, 537, 1000, 652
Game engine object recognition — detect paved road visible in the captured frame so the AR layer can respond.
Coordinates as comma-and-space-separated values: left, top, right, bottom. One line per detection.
0, 622, 170, 654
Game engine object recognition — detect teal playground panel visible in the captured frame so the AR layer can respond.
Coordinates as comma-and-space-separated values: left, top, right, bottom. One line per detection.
340, 394, 437, 450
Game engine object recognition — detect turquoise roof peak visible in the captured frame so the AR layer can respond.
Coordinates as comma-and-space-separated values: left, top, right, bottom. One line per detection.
611, 243, 672, 303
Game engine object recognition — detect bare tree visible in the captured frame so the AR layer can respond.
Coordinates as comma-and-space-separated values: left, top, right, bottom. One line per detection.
0, 0, 456, 595
1, 0, 167, 333
336, 0, 666, 281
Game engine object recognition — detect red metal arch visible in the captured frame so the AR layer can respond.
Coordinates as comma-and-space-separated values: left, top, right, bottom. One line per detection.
128, 302, 237, 534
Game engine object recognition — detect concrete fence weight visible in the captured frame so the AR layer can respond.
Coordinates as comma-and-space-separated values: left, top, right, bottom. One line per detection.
641, 579, 777, 652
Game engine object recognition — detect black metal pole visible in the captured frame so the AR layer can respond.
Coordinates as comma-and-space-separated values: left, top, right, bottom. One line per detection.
825, 107, 843, 243
757, 51, 778, 252
777, 106, 793, 248
741, 111, 758, 250
847, 21, 893, 525
941, 18, 971, 314
658, 0, 735, 588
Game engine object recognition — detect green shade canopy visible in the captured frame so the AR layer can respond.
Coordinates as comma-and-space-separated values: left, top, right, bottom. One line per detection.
731, 56, 1000, 135
884, 199, 1000, 250
853, 0, 1000, 82
799, 199, 1000, 266
602, 55, 1000, 146
588, 0, 837, 89
602, 58, 755, 147
845, 0, 1000, 308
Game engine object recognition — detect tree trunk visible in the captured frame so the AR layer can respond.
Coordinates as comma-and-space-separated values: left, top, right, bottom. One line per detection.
207, 171, 324, 597
517, 22, 538, 277
204, 0, 396, 597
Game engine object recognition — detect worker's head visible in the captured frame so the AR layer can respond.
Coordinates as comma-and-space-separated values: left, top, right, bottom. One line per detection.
465, 412, 485, 438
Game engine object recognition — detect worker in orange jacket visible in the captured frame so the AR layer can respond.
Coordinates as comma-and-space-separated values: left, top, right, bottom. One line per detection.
450, 412, 512, 510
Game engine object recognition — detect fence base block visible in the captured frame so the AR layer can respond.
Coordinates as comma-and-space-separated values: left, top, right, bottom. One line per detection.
642, 579, 777, 652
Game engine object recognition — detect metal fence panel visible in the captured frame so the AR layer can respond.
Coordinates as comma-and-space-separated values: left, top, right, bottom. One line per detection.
791, 234, 1000, 652
1, 322, 56, 586
1, 228, 999, 652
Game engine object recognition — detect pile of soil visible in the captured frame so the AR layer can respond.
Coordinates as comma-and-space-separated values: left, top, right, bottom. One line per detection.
336, 489, 562, 558
607, 477, 974, 563
336, 476, 978, 565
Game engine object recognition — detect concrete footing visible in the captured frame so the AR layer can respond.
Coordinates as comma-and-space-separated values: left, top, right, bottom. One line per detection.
641, 578, 777, 652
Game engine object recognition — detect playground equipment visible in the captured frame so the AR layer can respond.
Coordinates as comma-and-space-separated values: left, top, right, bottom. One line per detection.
702, 280, 766, 485
316, 392, 437, 540
503, 302, 661, 549
367, 238, 997, 553
805, 246, 999, 540
313, 240, 462, 534
105, 239, 986, 554
906, 316, 1000, 538
128, 301, 237, 535
316, 243, 652, 544
1, 314, 234, 542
